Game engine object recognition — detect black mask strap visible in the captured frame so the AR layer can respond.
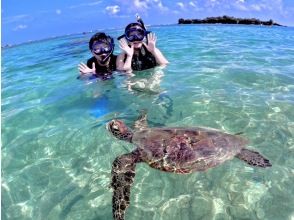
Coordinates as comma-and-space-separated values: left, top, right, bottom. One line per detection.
117, 34, 125, 41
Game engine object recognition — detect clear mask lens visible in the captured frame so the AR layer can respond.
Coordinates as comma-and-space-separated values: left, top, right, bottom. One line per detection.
92, 41, 112, 55
126, 28, 145, 42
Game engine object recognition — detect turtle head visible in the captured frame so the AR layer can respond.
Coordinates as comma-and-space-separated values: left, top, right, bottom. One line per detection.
107, 119, 133, 142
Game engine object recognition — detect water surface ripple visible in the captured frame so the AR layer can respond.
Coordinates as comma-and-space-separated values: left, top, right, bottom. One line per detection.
2, 25, 294, 220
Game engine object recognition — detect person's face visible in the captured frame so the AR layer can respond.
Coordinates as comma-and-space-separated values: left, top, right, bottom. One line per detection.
129, 41, 143, 49
125, 26, 145, 48
91, 41, 112, 62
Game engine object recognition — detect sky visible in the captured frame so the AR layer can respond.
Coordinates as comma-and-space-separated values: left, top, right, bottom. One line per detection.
2, 0, 294, 45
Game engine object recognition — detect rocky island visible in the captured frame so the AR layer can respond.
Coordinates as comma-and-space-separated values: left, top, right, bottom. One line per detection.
178, 15, 283, 26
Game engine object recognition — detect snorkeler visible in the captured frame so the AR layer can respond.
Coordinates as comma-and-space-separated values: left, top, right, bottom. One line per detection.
78, 32, 119, 79
116, 15, 169, 72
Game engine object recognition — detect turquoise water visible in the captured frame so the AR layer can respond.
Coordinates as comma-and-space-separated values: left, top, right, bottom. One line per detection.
2, 24, 294, 220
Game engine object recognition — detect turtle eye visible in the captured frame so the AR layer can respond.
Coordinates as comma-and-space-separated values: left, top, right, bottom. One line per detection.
111, 122, 121, 132
112, 124, 119, 130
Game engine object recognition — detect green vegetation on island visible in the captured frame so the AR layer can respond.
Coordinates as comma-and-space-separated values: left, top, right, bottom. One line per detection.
178, 15, 283, 26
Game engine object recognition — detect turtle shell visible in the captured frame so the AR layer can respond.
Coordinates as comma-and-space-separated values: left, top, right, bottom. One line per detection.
132, 127, 248, 173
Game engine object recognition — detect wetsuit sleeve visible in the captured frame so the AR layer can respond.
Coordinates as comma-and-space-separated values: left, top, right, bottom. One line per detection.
112, 55, 118, 70
87, 57, 96, 68
86, 60, 91, 68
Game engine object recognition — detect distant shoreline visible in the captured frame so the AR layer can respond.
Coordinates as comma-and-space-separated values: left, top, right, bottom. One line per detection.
178, 15, 284, 27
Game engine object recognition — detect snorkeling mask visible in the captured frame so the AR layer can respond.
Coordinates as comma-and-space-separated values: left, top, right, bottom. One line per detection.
125, 26, 149, 42
92, 41, 112, 55
91, 37, 114, 63
118, 14, 151, 42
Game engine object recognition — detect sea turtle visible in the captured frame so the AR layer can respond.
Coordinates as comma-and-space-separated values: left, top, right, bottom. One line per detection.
107, 112, 271, 220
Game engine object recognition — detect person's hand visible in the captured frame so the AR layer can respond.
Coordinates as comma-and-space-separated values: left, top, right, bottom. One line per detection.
119, 38, 134, 57
143, 33, 157, 53
78, 62, 95, 75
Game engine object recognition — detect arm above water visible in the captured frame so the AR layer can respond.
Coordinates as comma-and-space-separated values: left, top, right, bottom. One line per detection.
116, 53, 133, 73
143, 33, 169, 66
116, 38, 134, 73
78, 62, 96, 75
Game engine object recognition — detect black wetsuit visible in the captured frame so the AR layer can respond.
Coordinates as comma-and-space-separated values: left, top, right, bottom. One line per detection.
86, 54, 117, 79
126, 45, 157, 71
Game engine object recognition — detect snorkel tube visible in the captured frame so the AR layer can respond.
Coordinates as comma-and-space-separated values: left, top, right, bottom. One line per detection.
100, 36, 115, 64
100, 46, 113, 64
135, 13, 146, 30
136, 13, 149, 44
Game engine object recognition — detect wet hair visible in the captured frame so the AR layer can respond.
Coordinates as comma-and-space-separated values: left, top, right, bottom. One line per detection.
89, 32, 114, 50
125, 23, 146, 33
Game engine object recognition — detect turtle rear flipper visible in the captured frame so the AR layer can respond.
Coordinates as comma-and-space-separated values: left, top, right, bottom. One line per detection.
236, 148, 272, 168
111, 150, 141, 220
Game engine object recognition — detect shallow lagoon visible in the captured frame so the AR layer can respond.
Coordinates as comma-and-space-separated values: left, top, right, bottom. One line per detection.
2, 24, 294, 220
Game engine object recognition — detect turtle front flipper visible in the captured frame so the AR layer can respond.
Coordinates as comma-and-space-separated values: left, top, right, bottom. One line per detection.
111, 150, 141, 220
235, 148, 272, 168
133, 109, 148, 130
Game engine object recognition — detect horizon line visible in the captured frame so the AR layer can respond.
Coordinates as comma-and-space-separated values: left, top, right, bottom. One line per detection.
2, 22, 293, 48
